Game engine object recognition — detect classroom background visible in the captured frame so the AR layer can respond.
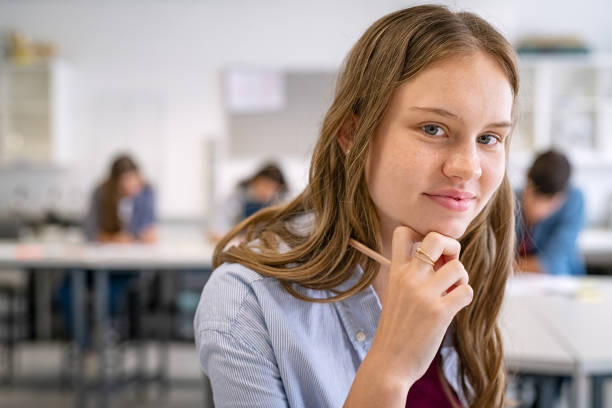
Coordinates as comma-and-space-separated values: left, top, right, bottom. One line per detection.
1, 1, 612, 407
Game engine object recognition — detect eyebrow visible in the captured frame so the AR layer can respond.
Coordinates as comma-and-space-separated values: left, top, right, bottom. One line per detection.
410, 106, 512, 128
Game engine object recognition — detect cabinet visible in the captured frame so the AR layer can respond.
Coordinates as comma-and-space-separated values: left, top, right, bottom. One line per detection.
515, 55, 612, 165
0, 60, 70, 166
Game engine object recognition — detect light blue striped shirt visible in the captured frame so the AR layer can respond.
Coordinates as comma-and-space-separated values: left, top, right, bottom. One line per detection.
194, 261, 469, 407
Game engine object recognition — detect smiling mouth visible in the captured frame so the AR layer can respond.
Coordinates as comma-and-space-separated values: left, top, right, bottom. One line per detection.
424, 194, 475, 212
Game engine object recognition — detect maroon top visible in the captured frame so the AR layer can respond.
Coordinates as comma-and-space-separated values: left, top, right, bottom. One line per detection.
405, 355, 460, 407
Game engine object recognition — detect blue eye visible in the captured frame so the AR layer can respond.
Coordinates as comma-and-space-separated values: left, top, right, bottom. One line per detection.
477, 134, 500, 145
422, 124, 444, 136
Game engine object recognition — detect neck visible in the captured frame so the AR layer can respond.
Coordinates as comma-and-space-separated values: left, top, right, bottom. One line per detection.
371, 219, 426, 304
371, 220, 398, 304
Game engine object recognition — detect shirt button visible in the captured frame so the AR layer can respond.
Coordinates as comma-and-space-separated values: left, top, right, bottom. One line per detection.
355, 331, 366, 342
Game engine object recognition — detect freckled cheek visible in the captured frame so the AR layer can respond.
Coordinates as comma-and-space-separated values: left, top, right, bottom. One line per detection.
481, 155, 506, 198
368, 159, 418, 208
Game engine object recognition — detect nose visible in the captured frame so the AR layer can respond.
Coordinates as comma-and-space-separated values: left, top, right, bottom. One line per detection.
442, 141, 482, 181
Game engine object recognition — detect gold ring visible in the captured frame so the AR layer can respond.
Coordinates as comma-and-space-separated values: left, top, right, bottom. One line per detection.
415, 247, 435, 266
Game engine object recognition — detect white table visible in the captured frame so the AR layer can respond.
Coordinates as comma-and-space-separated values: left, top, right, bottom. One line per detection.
0, 240, 215, 408
0, 240, 215, 270
501, 297, 575, 375
503, 275, 612, 408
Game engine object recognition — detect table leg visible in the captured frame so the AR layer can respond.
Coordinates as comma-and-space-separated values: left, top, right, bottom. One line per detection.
7, 287, 15, 385
35, 269, 52, 339
70, 269, 86, 408
159, 271, 171, 391
0, 287, 15, 385
571, 369, 589, 408
536, 377, 556, 408
592, 376, 604, 408
94, 270, 110, 408
135, 274, 146, 396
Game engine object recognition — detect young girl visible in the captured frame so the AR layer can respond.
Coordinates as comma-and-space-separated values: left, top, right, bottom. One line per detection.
85, 154, 156, 243
57, 154, 156, 342
195, 5, 517, 407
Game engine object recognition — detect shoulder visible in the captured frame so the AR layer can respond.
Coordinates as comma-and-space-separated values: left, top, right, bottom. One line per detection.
560, 186, 584, 214
194, 261, 319, 362
140, 184, 155, 198
195, 259, 335, 335
566, 186, 584, 204
133, 184, 155, 205
194, 262, 279, 334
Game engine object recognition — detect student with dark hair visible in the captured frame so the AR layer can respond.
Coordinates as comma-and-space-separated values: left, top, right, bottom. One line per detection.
516, 150, 586, 275
208, 162, 289, 243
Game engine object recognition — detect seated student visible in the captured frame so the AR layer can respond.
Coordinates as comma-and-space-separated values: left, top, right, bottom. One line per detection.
57, 154, 156, 342
196, 5, 520, 407
207, 162, 288, 243
85, 154, 156, 243
516, 150, 585, 275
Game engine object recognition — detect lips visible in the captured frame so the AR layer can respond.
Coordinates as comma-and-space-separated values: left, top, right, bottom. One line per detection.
424, 189, 476, 212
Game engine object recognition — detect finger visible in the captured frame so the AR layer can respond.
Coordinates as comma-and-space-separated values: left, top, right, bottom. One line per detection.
441, 283, 473, 314
391, 226, 423, 266
414, 232, 461, 272
428, 260, 469, 295
411, 243, 447, 270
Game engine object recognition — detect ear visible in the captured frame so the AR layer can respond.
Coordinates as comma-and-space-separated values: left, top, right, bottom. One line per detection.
336, 114, 358, 154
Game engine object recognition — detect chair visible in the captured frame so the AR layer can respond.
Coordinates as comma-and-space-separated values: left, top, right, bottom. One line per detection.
0, 272, 28, 385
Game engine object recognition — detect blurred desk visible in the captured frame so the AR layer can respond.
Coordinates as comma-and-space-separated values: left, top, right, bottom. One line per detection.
501, 296, 574, 375
0, 240, 214, 408
0, 240, 214, 270
0, 240, 215, 337
579, 228, 612, 268
503, 275, 612, 408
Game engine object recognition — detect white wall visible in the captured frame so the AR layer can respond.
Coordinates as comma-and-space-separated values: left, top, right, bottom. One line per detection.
1, 0, 611, 221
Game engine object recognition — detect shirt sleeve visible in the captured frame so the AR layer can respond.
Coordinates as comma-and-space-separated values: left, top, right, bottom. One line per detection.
537, 189, 585, 275
197, 329, 289, 408
194, 265, 290, 408
131, 185, 156, 238
141, 186, 156, 228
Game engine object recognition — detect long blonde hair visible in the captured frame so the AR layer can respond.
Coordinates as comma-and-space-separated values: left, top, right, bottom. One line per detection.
214, 5, 518, 407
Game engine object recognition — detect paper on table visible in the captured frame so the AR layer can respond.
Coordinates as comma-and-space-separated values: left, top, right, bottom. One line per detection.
507, 274, 606, 302
506, 274, 580, 297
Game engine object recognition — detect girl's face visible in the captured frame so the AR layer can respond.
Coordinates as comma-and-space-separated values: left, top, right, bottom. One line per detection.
249, 176, 282, 203
522, 182, 565, 225
365, 51, 514, 240
119, 170, 143, 197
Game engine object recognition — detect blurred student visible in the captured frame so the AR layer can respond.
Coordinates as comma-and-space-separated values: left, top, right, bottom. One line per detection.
85, 154, 156, 243
208, 162, 288, 243
516, 150, 585, 275
57, 154, 157, 342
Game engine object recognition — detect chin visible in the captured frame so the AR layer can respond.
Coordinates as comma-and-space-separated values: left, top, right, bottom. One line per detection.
418, 219, 469, 240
